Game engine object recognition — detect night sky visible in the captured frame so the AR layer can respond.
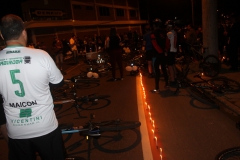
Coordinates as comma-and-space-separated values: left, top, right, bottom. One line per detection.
0, 0, 239, 26
139, 0, 240, 26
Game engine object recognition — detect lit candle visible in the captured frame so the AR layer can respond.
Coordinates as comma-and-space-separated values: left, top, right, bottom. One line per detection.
155, 136, 158, 146
160, 148, 163, 157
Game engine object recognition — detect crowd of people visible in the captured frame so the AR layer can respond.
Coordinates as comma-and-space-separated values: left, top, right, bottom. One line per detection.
22, 30, 140, 73
142, 14, 240, 93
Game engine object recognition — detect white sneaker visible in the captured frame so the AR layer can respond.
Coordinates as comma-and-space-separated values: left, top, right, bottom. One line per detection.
151, 89, 160, 93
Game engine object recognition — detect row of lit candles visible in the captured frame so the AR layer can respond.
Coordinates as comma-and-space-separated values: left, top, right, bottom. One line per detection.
139, 73, 163, 160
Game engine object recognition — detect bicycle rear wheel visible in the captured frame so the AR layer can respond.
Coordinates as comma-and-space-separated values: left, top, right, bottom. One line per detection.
201, 55, 221, 77
97, 120, 141, 131
186, 86, 218, 107
216, 147, 240, 160
208, 77, 240, 93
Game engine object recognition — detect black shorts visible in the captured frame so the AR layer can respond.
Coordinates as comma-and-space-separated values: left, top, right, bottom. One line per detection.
167, 52, 176, 65
145, 50, 154, 61
8, 127, 65, 160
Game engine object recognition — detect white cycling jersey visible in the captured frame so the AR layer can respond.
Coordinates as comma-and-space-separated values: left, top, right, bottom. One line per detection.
167, 29, 177, 53
0, 46, 63, 139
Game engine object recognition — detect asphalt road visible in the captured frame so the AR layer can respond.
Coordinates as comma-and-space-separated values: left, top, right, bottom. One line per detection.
1, 56, 240, 160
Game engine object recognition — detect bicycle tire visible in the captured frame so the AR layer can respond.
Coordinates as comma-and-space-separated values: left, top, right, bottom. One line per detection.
201, 55, 221, 77
75, 82, 100, 89
69, 76, 100, 83
216, 147, 240, 160
208, 77, 240, 93
92, 128, 141, 153
52, 87, 76, 102
97, 121, 141, 131
186, 86, 218, 107
78, 98, 110, 110
52, 92, 76, 102
78, 94, 110, 102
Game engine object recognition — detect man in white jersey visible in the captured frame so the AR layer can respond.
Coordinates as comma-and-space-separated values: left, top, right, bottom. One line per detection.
0, 14, 65, 160
166, 20, 177, 86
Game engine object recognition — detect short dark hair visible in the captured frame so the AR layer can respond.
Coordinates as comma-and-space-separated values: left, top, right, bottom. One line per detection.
0, 14, 25, 41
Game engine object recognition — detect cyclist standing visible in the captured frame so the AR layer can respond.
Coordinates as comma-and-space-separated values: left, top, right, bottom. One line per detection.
166, 20, 178, 86
143, 24, 155, 78
0, 14, 65, 160
150, 18, 169, 93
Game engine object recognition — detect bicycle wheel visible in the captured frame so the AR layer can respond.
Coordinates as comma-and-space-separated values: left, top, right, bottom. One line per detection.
97, 120, 141, 131
75, 82, 100, 89
78, 95, 111, 110
93, 128, 141, 153
70, 75, 100, 83
208, 77, 240, 93
186, 86, 218, 107
52, 85, 76, 102
216, 147, 240, 160
201, 55, 221, 77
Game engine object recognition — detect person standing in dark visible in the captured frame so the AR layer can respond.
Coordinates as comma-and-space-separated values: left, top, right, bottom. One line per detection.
108, 28, 124, 81
150, 19, 169, 93
69, 34, 78, 64
227, 13, 240, 71
62, 38, 70, 57
0, 94, 8, 142
143, 24, 154, 77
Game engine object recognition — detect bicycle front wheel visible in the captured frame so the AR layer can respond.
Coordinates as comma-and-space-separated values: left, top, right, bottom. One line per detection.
208, 77, 240, 93
201, 55, 221, 77
97, 120, 141, 131
216, 147, 240, 160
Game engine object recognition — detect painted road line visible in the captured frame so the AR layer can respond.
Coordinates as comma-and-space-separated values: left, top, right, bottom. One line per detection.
136, 75, 153, 160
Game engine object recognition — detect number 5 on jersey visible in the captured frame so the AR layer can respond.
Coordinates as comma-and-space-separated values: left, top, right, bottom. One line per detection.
10, 69, 25, 97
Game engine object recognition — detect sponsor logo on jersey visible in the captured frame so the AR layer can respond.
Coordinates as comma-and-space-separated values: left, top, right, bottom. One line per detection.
6, 50, 20, 54
23, 56, 31, 64
11, 114, 43, 126
0, 57, 23, 66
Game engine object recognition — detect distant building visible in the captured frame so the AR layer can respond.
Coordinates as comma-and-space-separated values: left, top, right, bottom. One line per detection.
21, 0, 146, 49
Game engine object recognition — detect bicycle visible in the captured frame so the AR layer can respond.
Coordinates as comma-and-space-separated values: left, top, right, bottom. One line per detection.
59, 114, 141, 160
83, 52, 111, 77
125, 49, 146, 75
62, 74, 100, 90
60, 114, 141, 135
52, 79, 111, 118
175, 64, 240, 107
181, 44, 221, 77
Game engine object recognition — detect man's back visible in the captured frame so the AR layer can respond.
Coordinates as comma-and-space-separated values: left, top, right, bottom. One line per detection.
0, 46, 63, 139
